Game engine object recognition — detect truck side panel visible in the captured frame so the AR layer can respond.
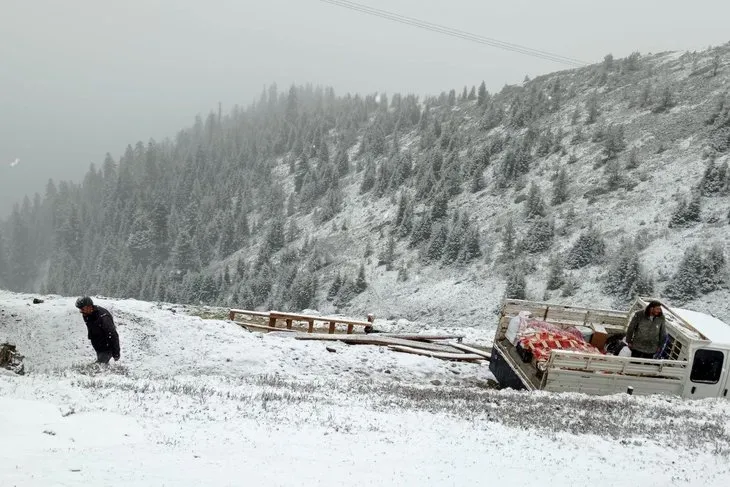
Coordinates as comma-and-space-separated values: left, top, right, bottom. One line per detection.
543, 369, 685, 396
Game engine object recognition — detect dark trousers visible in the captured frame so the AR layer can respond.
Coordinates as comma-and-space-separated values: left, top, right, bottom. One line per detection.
631, 349, 655, 359
96, 351, 113, 364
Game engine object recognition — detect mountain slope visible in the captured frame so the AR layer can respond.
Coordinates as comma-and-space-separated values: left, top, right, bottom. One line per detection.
1, 44, 730, 327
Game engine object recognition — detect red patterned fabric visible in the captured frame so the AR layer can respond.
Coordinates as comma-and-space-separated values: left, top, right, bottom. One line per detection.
517, 325, 603, 365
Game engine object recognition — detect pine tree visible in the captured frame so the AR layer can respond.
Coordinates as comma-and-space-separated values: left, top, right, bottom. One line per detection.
7, 206, 34, 289
398, 200, 414, 238
458, 227, 482, 263
665, 245, 704, 301
700, 159, 725, 196
171, 227, 200, 274
430, 192, 449, 221
425, 224, 448, 262
565, 226, 606, 269
0, 232, 7, 287
380, 233, 396, 270
265, 216, 286, 253
606, 159, 623, 190
354, 263, 368, 293
360, 158, 376, 193
653, 86, 675, 113
442, 216, 465, 265
701, 243, 727, 293
585, 93, 599, 124
501, 219, 516, 261
604, 241, 653, 302
603, 124, 626, 161
625, 51, 641, 71
638, 83, 652, 108
477, 81, 488, 106
395, 192, 409, 227
551, 168, 569, 205
546, 254, 566, 290
290, 270, 317, 310
328, 272, 343, 300
448, 89, 456, 106
669, 193, 702, 227
519, 218, 554, 254
127, 210, 155, 265
525, 182, 547, 219
409, 214, 432, 248
504, 265, 527, 299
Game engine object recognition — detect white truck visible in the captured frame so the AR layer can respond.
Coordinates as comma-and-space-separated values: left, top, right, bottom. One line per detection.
489, 297, 730, 399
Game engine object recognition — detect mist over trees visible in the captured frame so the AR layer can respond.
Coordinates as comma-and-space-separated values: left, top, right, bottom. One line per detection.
1, 45, 729, 312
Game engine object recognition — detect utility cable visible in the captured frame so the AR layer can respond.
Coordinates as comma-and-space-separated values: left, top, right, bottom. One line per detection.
320, 0, 588, 67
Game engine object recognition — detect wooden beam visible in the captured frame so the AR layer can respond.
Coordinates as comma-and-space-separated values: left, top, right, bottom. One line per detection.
346, 324, 354, 334
229, 309, 271, 318
234, 322, 296, 333
376, 333, 466, 341
447, 342, 492, 360
328, 321, 336, 334
295, 334, 465, 353
286, 318, 293, 330
270, 310, 372, 327
388, 345, 484, 361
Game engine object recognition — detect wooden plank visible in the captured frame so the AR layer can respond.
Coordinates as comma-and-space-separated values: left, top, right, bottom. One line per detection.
346, 324, 354, 334
448, 342, 492, 360
229, 309, 271, 318
308, 319, 314, 334
286, 318, 292, 330
270, 310, 372, 327
295, 334, 465, 353
376, 333, 466, 341
388, 345, 484, 361
501, 299, 628, 327
234, 322, 297, 333
502, 298, 626, 317
328, 321, 336, 334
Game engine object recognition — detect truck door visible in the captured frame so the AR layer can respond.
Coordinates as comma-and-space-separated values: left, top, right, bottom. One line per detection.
685, 348, 727, 399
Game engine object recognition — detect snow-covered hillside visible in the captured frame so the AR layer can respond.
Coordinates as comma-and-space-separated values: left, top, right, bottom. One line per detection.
332, 45, 730, 330
1, 290, 729, 486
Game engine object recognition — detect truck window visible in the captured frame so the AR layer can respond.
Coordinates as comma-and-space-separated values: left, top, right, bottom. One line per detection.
690, 349, 724, 384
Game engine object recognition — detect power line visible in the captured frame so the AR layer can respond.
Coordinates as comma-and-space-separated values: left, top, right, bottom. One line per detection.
320, 0, 588, 67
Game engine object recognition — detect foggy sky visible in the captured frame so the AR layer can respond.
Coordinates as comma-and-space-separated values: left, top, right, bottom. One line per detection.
1, 0, 728, 217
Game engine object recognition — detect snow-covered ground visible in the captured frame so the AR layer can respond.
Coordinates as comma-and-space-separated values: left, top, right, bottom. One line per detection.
1, 290, 730, 486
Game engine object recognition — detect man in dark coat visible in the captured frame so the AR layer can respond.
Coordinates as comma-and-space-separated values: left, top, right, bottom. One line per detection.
76, 296, 120, 364
626, 300, 666, 359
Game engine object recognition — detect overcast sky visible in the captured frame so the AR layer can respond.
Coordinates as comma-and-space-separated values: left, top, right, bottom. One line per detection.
1, 0, 728, 216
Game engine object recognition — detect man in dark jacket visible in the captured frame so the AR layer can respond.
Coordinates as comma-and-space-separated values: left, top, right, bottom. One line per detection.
76, 296, 120, 364
626, 300, 666, 359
